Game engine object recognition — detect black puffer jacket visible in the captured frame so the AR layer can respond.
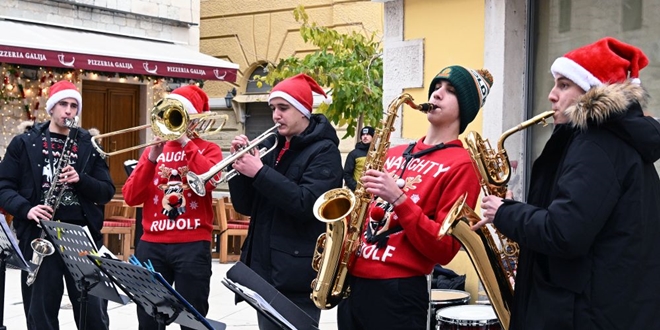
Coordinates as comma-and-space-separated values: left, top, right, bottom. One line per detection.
0, 122, 115, 243
229, 114, 342, 293
343, 141, 370, 191
495, 83, 660, 329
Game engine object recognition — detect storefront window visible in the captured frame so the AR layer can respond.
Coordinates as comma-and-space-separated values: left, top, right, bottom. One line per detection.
529, 0, 660, 172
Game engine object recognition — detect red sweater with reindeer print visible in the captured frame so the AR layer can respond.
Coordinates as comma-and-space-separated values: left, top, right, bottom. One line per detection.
350, 137, 480, 279
122, 139, 223, 243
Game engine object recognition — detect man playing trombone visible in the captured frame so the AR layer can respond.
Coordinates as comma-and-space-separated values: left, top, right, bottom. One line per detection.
228, 74, 343, 329
122, 85, 223, 330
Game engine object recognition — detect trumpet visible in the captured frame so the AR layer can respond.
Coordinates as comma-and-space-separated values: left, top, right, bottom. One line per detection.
187, 124, 280, 196
91, 98, 229, 157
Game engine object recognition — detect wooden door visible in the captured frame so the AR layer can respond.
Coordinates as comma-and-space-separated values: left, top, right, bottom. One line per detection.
82, 81, 140, 191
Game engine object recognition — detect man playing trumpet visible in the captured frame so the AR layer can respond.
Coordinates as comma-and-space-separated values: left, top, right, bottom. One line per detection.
228, 73, 343, 329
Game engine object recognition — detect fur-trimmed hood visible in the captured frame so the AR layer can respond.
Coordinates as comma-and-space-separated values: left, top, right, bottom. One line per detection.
565, 82, 660, 163
566, 82, 649, 129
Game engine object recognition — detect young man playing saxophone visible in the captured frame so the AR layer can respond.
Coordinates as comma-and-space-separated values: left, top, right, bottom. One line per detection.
0, 80, 114, 330
478, 37, 660, 329
337, 66, 493, 330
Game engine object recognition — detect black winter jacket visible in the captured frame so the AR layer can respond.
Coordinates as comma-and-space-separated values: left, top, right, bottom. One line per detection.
495, 83, 660, 329
0, 122, 115, 243
229, 114, 343, 294
342, 141, 370, 191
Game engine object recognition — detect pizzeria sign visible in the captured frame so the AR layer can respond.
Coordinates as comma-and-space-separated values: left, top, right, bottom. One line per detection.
0, 45, 237, 82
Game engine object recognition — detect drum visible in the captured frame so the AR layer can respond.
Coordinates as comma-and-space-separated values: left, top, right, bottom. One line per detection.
436, 305, 501, 330
429, 289, 470, 330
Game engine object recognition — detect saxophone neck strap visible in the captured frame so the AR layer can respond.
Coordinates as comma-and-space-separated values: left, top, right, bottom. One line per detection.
399, 142, 461, 178
402, 142, 461, 161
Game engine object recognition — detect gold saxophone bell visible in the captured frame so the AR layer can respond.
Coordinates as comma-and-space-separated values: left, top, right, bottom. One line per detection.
186, 124, 281, 196
91, 98, 229, 157
309, 93, 435, 310
439, 110, 555, 330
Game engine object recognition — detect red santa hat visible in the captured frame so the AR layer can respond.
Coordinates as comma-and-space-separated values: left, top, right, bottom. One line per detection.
165, 85, 210, 114
46, 80, 82, 114
268, 73, 327, 118
551, 37, 649, 92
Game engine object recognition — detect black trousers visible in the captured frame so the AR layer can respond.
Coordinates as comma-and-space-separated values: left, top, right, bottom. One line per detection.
19, 233, 109, 330
135, 240, 212, 330
337, 275, 428, 330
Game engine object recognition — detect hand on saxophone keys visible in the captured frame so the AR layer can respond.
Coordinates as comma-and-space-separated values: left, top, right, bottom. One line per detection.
58, 165, 79, 184
472, 190, 514, 230
27, 205, 54, 225
361, 169, 407, 206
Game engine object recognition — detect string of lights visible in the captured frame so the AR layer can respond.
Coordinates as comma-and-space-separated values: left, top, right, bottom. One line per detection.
0, 63, 203, 156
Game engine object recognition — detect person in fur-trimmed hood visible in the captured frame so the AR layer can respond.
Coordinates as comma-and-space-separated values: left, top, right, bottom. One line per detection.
476, 37, 660, 329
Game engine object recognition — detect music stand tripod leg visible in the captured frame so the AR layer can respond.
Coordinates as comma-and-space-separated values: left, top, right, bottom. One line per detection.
0, 256, 7, 330
78, 286, 88, 330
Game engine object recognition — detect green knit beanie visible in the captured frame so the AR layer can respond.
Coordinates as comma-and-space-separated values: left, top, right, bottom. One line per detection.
427, 66, 494, 133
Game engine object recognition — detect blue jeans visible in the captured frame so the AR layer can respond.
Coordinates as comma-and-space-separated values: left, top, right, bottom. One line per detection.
135, 240, 212, 330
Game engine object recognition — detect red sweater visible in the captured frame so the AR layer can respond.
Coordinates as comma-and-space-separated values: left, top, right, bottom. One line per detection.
350, 138, 480, 279
122, 139, 223, 243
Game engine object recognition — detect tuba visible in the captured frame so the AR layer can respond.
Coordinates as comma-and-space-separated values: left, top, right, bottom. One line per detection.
310, 93, 436, 309
26, 116, 79, 286
439, 110, 554, 329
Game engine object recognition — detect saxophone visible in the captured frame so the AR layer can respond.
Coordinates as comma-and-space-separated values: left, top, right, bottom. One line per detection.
439, 110, 554, 329
26, 116, 80, 286
310, 93, 435, 309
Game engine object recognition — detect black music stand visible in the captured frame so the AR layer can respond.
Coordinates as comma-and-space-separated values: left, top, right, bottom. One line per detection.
41, 221, 130, 330
0, 215, 32, 330
224, 262, 319, 330
87, 255, 226, 330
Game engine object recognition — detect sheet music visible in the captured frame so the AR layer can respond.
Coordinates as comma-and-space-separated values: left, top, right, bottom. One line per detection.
81, 225, 119, 260
0, 215, 29, 268
223, 278, 297, 330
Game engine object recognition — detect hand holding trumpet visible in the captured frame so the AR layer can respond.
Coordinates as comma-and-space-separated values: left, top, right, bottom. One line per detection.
230, 134, 263, 178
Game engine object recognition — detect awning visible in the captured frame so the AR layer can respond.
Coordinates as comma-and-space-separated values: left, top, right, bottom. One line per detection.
0, 19, 238, 82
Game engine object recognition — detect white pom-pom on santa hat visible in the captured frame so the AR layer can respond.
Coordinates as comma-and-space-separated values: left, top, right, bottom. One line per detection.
46, 81, 82, 114
550, 37, 649, 92
268, 73, 327, 118
165, 85, 210, 114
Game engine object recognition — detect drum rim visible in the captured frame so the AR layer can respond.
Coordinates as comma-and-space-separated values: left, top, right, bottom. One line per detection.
430, 289, 471, 305
435, 304, 498, 325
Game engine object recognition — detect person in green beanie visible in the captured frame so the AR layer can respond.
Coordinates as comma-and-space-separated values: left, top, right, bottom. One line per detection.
337, 65, 493, 330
